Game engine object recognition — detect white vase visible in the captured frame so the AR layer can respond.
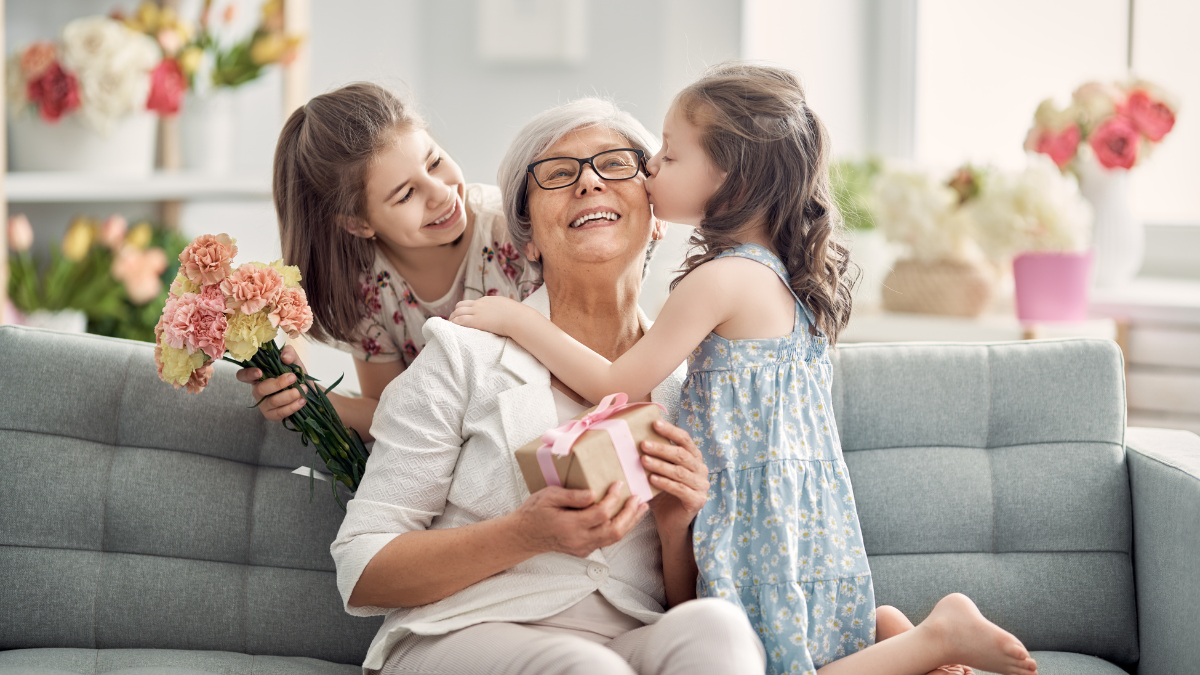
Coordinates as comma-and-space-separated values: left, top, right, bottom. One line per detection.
846, 228, 898, 313
8, 111, 157, 175
1076, 157, 1142, 289
181, 90, 235, 174
23, 309, 88, 333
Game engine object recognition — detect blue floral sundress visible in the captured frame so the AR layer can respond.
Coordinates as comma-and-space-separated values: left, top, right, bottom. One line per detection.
680, 244, 876, 674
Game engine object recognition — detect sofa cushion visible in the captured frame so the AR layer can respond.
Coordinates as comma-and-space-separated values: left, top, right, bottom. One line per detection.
832, 339, 1136, 665
979, 650, 1130, 674
0, 648, 360, 674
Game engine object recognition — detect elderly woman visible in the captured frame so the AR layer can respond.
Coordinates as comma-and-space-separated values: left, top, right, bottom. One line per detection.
331, 99, 766, 675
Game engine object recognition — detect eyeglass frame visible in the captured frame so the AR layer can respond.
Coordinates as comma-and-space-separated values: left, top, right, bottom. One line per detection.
520, 148, 649, 213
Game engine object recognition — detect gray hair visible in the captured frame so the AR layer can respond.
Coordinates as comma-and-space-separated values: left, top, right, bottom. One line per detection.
498, 97, 662, 281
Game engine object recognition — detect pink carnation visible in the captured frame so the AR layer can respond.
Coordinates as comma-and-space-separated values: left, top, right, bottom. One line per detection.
179, 234, 238, 286
269, 286, 314, 339
1123, 90, 1175, 142
162, 292, 228, 360
184, 364, 214, 394
1090, 115, 1140, 170
1034, 124, 1081, 170
220, 263, 285, 315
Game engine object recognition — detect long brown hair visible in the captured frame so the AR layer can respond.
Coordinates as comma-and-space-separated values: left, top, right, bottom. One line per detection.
273, 82, 423, 344
670, 63, 857, 343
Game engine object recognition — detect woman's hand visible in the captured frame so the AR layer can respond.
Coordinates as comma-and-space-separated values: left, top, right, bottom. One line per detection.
642, 419, 709, 540
235, 344, 309, 421
509, 482, 649, 558
449, 296, 526, 336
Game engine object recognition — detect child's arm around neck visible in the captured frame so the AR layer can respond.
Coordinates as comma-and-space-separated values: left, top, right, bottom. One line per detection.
450, 260, 742, 403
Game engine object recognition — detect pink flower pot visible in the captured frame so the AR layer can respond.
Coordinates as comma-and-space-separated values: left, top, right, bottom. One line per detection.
1013, 251, 1093, 322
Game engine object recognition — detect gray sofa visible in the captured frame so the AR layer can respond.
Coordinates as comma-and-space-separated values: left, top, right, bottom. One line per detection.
2, 326, 1198, 675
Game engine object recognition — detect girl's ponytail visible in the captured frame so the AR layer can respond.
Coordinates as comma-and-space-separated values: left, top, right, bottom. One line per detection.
272, 83, 421, 345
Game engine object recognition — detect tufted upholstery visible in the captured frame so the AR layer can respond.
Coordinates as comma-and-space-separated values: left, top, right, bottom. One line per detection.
0, 326, 380, 674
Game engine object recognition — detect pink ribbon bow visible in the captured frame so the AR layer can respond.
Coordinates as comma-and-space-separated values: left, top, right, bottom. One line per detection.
536, 393, 662, 504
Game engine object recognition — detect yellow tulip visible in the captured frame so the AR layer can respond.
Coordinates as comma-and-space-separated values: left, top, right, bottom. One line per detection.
179, 46, 204, 75
61, 217, 96, 262
125, 222, 154, 250
250, 33, 286, 66
137, 1, 161, 33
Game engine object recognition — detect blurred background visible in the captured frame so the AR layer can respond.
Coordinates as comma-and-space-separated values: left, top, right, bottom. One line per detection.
3, 0, 1198, 432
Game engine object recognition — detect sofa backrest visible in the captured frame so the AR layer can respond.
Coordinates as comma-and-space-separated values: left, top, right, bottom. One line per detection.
831, 339, 1135, 665
0, 326, 380, 664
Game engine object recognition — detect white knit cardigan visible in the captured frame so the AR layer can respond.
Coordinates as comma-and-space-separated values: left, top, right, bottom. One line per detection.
331, 286, 686, 672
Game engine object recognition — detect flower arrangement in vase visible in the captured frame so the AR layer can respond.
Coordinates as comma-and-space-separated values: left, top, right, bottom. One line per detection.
171, 0, 305, 173
1024, 79, 1177, 288
7, 214, 190, 342
869, 164, 997, 317
6, 12, 192, 174
965, 155, 1094, 322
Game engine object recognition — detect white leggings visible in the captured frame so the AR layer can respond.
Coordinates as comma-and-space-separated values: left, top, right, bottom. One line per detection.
380, 598, 767, 675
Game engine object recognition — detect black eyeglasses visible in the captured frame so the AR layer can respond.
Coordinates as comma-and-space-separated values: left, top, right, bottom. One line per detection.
526, 148, 648, 191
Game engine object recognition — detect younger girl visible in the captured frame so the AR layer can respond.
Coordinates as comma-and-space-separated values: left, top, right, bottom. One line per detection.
450, 64, 1037, 675
238, 83, 534, 437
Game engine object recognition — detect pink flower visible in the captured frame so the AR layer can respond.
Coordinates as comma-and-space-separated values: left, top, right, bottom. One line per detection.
1123, 90, 1175, 142
180, 234, 238, 286
147, 58, 186, 115
7, 214, 34, 253
362, 337, 382, 356
220, 263, 285, 315
402, 289, 418, 307
360, 282, 382, 314
269, 286, 314, 339
98, 214, 128, 250
162, 292, 229, 361
184, 364, 214, 394
20, 41, 57, 80
1090, 116, 1140, 169
1033, 124, 1081, 170
392, 310, 404, 324
112, 246, 169, 304
198, 284, 226, 311
402, 340, 419, 359
27, 62, 80, 123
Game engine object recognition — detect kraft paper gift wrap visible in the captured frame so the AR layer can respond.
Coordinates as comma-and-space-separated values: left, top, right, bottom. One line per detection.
515, 394, 666, 505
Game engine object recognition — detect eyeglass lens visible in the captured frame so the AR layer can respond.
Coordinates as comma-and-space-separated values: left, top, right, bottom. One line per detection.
532, 149, 641, 189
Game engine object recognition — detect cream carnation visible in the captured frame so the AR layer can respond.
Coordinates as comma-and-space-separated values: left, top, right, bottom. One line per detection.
179, 234, 237, 286
221, 262, 285, 315
966, 154, 1093, 259
169, 270, 201, 297
269, 286, 314, 339
157, 340, 207, 387
270, 260, 302, 288
225, 311, 278, 362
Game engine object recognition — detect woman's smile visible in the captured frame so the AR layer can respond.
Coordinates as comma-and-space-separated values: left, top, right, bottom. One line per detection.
568, 206, 622, 230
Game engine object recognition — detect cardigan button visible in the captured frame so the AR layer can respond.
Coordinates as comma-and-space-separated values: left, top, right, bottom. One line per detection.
586, 562, 608, 582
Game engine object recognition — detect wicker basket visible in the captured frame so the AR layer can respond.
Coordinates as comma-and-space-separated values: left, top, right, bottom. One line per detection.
881, 258, 997, 318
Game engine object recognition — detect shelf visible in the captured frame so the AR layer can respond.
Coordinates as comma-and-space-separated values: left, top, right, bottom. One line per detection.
1091, 277, 1200, 327
5, 171, 272, 203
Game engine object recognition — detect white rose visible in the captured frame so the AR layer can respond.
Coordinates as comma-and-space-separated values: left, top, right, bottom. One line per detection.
967, 154, 1092, 258
62, 17, 160, 134
870, 166, 971, 262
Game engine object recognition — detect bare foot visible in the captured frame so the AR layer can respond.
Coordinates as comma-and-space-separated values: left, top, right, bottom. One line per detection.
922, 594, 1038, 675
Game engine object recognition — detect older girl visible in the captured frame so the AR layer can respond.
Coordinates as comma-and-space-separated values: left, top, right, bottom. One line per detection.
238, 83, 533, 437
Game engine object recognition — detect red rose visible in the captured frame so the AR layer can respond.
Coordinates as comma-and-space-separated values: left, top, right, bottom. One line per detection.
26, 62, 80, 123
147, 59, 187, 115
1034, 124, 1081, 170
1089, 116, 1139, 170
1123, 90, 1175, 142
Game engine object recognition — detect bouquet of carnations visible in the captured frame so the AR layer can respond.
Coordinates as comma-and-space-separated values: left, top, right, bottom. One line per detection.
155, 233, 368, 507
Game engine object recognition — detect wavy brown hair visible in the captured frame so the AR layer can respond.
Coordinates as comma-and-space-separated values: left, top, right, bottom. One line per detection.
670, 63, 857, 344
273, 82, 423, 344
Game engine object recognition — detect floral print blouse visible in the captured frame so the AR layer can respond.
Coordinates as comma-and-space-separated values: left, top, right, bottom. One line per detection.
342, 184, 537, 366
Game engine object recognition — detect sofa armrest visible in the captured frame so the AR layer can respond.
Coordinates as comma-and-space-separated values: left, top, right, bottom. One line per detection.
1126, 426, 1200, 674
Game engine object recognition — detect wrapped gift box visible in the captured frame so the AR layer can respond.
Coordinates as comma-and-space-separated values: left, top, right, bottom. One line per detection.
515, 395, 667, 505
